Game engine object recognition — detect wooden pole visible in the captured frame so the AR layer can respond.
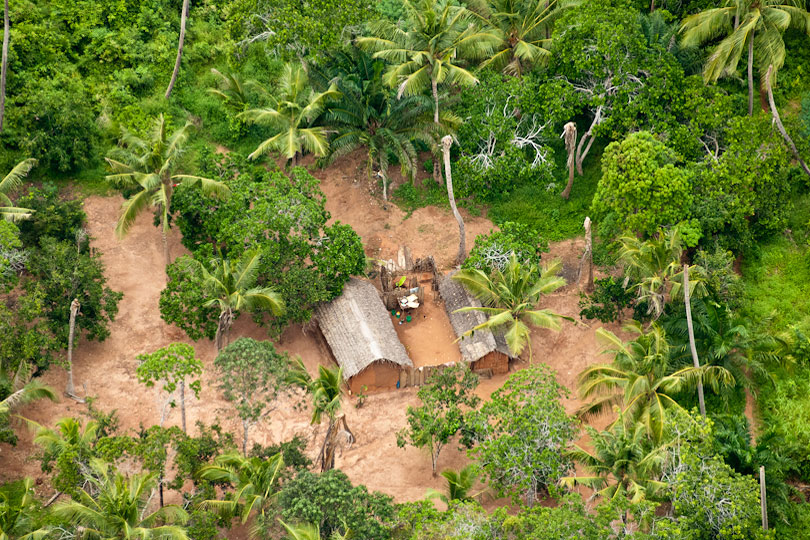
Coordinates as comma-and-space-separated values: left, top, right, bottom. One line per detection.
684, 264, 706, 417
760, 466, 768, 530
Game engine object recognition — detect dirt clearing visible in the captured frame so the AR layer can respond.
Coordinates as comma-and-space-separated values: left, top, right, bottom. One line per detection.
2, 153, 616, 505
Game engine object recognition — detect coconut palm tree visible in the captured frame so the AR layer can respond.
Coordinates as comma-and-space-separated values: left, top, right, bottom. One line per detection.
680, 0, 810, 116
191, 251, 284, 350
52, 459, 189, 540
105, 115, 230, 267
618, 228, 705, 319
358, 0, 499, 182
468, 0, 578, 76
241, 64, 340, 166
0, 361, 56, 429
577, 322, 734, 443
426, 464, 480, 505
561, 414, 666, 503
320, 49, 453, 200
165, 0, 190, 98
451, 253, 569, 361
663, 298, 779, 389
199, 452, 284, 534
208, 69, 253, 113
0, 159, 36, 221
0, 477, 50, 540
289, 361, 353, 472
31, 417, 98, 458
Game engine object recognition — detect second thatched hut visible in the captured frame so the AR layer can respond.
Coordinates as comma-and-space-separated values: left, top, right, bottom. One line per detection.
438, 271, 512, 375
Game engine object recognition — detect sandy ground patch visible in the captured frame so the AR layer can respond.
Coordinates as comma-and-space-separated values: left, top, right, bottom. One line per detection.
2, 152, 617, 507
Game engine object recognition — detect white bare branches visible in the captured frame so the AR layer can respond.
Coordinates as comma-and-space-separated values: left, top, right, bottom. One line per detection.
512, 115, 551, 169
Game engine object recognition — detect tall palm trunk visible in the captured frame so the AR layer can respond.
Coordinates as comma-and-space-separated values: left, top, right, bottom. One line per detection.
66, 298, 80, 398
560, 122, 577, 199
0, 0, 9, 132
765, 65, 810, 178
683, 264, 706, 417
216, 308, 233, 351
242, 418, 249, 455
441, 135, 465, 266
431, 78, 443, 184
165, 0, 189, 99
179, 380, 186, 433
747, 29, 754, 117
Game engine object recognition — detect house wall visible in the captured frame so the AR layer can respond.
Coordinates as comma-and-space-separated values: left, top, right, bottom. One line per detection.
471, 351, 509, 375
349, 362, 403, 394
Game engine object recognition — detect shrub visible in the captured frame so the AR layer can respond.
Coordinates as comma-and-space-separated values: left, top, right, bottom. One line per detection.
578, 277, 635, 323
592, 132, 692, 238
463, 222, 548, 275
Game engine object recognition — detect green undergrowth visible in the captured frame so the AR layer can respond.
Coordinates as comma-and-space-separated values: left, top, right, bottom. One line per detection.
741, 236, 810, 333
393, 145, 602, 239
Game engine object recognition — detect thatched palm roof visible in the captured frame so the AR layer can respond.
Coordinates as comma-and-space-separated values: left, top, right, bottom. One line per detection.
316, 278, 413, 379
439, 271, 512, 363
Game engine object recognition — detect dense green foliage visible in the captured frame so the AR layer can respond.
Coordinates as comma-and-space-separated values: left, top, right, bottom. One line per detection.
2, 0, 810, 537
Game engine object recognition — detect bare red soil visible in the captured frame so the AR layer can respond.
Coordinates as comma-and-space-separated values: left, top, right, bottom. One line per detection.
1, 152, 619, 506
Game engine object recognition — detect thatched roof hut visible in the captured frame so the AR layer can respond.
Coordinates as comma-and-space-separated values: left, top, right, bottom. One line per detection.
439, 271, 512, 374
316, 278, 413, 393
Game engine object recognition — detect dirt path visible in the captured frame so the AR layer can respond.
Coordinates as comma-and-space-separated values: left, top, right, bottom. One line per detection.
2, 153, 617, 505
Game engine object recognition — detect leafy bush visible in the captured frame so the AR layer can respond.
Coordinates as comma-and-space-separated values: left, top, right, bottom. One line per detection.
466, 365, 577, 505
12, 73, 101, 173
277, 469, 395, 540
591, 131, 692, 238
463, 222, 548, 275
578, 277, 635, 323
14, 185, 87, 248
160, 255, 219, 342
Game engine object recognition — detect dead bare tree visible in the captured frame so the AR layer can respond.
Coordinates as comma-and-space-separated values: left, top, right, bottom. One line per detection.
764, 64, 810, 179
441, 135, 465, 266
560, 122, 577, 199
165, 0, 190, 98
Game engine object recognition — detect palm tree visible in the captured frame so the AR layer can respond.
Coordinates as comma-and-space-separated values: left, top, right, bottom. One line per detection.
577, 322, 734, 443
279, 520, 352, 540
561, 416, 666, 503
0, 477, 50, 540
289, 361, 353, 471
441, 135, 466, 265
240, 63, 340, 166
358, 0, 499, 182
321, 49, 451, 200
200, 452, 283, 537
52, 459, 189, 540
0, 361, 56, 424
680, 0, 810, 116
1, 159, 36, 221
31, 417, 98, 457
618, 228, 705, 319
105, 115, 230, 267
469, 0, 577, 76
451, 253, 569, 361
664, 298, 778, 389
191, 251, 284, 350
208, 69, 253, 113
165, 0, 190, 98
426, 464, 480, 505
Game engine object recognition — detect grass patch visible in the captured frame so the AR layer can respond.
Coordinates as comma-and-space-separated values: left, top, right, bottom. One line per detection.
741, 237, 810, 332
488, 145, 603, 241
